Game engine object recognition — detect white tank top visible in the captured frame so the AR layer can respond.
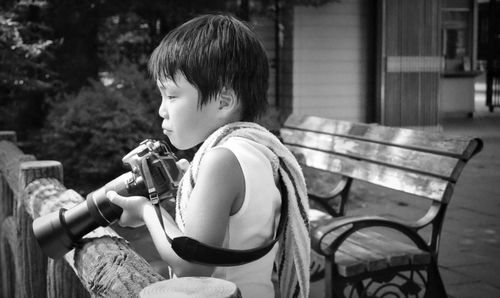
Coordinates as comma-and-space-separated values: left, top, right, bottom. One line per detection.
211, 137, 282, 298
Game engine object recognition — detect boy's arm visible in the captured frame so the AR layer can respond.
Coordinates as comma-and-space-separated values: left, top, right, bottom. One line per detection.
108, 147, 244, 277
141, 203, 217, 276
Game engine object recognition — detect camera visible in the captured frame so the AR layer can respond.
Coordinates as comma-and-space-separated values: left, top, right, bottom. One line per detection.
32, 139, 181, 259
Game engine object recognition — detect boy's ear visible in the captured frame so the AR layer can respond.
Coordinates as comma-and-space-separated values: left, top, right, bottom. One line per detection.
217, 88, 239, 114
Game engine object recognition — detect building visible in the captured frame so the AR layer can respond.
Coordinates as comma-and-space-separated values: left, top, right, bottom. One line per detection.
253, 0, 484, 128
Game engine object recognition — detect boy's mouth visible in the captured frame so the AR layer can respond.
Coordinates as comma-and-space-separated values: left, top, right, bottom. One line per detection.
161, 123, 172, 132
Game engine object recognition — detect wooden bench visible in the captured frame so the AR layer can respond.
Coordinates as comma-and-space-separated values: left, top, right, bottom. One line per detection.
279, 114, 483, 298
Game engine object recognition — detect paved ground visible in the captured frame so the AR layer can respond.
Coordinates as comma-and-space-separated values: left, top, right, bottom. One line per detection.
437, 115, 500, 298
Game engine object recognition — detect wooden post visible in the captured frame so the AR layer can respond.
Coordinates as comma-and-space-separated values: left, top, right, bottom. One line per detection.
10, 161, 64, 298
1, 134, 165, 297
0, 172, 13, 229
0, 133, 35, 298
1, 217, 20, 298
74, 236, 164, 297
0, 139, 35, 225
47, 258, 90, 298
24, 176, 164, 297
23, 178, 88, 298
0, 133, 16, 298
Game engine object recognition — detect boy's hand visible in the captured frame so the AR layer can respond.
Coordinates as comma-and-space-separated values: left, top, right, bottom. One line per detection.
176, 158, 190, 176
106, 191, 151, 228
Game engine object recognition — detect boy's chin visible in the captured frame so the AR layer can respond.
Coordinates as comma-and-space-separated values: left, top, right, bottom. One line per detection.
168, 139, 194, 151
166, 133, 205, 151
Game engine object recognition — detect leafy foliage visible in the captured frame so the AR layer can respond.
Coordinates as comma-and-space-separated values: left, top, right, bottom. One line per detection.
98, 13, 151, 68
0, 1, 61, 139
40, 62, 162, 193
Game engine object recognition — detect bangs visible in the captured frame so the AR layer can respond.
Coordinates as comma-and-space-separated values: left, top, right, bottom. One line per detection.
148, 14, 245, 101
148, 37, 183, 87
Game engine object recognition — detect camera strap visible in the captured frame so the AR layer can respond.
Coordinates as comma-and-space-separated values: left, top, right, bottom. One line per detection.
142, 154, 288, 266
171, 176, 288, 266
140, 156, 169, 226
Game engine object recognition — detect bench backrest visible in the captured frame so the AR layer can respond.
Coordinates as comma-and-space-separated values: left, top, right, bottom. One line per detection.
280, 114, 483, 204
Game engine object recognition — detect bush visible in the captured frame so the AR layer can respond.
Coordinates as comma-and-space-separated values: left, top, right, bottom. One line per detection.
39, 62, 163, 193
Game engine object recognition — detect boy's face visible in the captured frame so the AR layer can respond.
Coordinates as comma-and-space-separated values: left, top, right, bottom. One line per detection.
157, 74, 223, 150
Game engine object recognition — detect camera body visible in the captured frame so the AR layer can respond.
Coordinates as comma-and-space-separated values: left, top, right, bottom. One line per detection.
122, 138, 180, 202
32, 139, 181, 259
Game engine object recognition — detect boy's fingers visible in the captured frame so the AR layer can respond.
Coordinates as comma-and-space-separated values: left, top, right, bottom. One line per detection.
176, 159, 190, 171
106, 191, 124, 206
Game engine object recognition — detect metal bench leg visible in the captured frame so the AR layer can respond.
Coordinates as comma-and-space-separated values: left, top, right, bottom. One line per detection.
424, 262, 447, 298
325, 263, 348, 298
329, 279, 349, 298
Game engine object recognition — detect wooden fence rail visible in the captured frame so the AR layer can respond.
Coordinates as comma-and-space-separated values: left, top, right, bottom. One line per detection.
0, 131, 164, 298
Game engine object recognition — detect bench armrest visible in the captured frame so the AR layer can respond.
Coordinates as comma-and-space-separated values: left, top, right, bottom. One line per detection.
410, 201, 443, 229
309, 175, 350, 200
310, 215, 430, 257
308, 176, 352, 217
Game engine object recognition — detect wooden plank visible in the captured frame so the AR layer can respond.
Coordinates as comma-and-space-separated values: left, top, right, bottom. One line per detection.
283, 114, 481, 160
315, 226, 388, 277
346, 232, 411, 267
356, 230, 431, 265
337, 239, 388, 273
333, 250, 367, 277
281, 128, 462, 181
318, 229, 415, 276
286, 145, 452, 202
315, 227, 431, 277
311, 224, 367, 277
320, 231, 378, 277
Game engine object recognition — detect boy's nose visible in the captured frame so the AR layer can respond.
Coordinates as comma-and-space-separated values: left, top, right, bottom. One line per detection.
158, 101, 169, 119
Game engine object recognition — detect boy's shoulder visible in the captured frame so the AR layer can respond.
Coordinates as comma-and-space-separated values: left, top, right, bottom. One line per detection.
216, 136, 279, 177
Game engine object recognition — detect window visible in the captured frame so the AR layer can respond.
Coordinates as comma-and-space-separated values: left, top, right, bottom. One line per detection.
442, 0, 473, 72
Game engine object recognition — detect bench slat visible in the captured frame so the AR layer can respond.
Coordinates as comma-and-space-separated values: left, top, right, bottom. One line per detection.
355, 230, 431, 265
319, 228, 431, 277
287, 145, 452, 202
333, 250, 367, 277
337, 240, 389, 272
281, 128, 463, 182
345, 232, 410, 267
284, 114, 481, 160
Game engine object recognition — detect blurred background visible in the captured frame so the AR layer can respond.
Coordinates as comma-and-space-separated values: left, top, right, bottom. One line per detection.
1, 0, 498, 195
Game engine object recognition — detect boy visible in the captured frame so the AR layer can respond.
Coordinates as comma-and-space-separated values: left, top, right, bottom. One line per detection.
106, 14, 310, 298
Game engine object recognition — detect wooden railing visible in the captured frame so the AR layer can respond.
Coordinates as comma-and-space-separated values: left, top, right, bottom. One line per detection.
0, 131, 164, 298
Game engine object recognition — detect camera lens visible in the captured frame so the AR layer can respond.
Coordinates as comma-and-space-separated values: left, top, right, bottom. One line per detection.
32, 172, 147, 258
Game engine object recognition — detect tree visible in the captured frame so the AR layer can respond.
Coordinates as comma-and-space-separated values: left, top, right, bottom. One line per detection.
41, 62, 162, 193
0, 1, 61, 141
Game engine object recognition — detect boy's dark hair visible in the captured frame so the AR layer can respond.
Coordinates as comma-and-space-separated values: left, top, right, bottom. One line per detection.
148, 14, 269, 121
